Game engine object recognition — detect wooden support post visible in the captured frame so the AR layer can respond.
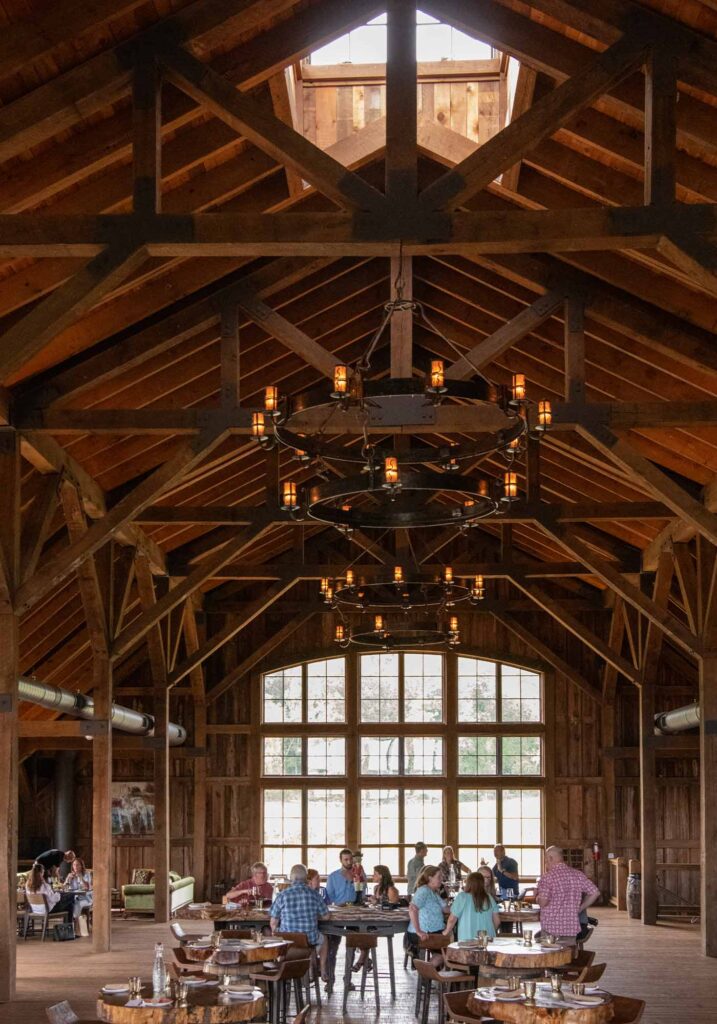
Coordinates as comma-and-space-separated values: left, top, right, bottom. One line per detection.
132, 56, 161, 216
526, 436, 541, 503
564, 294, 586, 404
0, 428, 18, 1002
92, 651, 113, 953
385, 0, 417, 206
644, 44, 676, 207
183, 600, 207, 899
389, 255, 413, 378
698, 654, 717, 956
135, 556, 170, 923
220, 303, 240, 408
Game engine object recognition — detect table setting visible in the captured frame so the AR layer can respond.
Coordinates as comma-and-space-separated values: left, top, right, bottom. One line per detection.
447, 932, 574, 970
468, 978, 614, 1024
97, 976, 266, 1022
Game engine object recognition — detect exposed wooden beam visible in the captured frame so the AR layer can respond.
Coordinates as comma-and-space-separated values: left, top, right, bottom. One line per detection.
644, 44, 676, 207
182, 598, 207, 899
385, 0, 417, 206
563, 293, 585, 404
419, 32, 647, 211
0, 244, 145, 381
219, 303, 241, 408
656, 234, 717, 299
501, 64, 537, 193
15, 427, 227, 616
167, 578, 297, 687
445, 286, 564, 380
511, 577, 642, 685
132, 56, 162, 217
673, 543, 699, 636
19, 475, 59, 585
493, 611, 602, 703
160, 46, 384, 214
390, 256, 413, 378
0, 204, 714, 258
577, 421, 717, 554
541, 522, 702, 658
112, 521, 272, 659
231, 284, 336, 379
207, 611, 315, 704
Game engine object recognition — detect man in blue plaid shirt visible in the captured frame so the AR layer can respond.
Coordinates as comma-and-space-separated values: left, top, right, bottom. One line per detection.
270, 863, 329, 974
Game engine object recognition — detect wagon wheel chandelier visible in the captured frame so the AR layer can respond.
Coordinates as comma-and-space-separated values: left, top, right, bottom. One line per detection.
333, 614, 462, 651
250, 261, 552, 530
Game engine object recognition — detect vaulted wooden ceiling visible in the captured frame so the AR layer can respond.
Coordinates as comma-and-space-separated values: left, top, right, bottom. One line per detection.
2, 0, 717, 728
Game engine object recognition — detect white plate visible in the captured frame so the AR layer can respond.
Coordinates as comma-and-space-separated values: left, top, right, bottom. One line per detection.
141, 998, 173, 1007
227, 992, 258, 1001
189, 902, 211, 909
478, 988, 523, 1002
101, 984, 129, 993
184, 978, 207, 987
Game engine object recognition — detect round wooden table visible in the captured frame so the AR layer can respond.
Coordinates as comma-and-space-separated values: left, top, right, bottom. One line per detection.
447, 939, 574, 977
182, 939, 289, 979
498, 908, 541, 935
98, 983, 265, 1023
468, 983, 614, 1024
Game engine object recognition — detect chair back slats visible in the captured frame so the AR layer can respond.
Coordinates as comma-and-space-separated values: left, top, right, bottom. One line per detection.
277, 931, 309, 948
45, 1002, 79, 1024
442, 990, 483, 1024
419, 933, 450, 951
611, 996, 646, 1024
578, 963, 606, 984
293, 1006, 311, 1024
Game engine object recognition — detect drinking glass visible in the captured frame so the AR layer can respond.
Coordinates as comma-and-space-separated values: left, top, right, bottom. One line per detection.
571, 982, 586, 996
508, 976, 520, 991
521, 980, 536, 1004
523, 929, 533, 946
177, 980, 189, 1008
550, 973, 562, 994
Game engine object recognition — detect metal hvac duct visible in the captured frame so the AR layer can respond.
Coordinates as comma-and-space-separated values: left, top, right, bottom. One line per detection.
18, 677, 187, 745
654, 702, 700, 734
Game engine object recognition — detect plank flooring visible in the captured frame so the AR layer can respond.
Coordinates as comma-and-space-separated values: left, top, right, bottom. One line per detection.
1, 908, 715, 1024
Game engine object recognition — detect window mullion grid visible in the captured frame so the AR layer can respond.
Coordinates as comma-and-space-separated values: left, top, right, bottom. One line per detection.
399, 651, 405, 725
302, 662, 308, 724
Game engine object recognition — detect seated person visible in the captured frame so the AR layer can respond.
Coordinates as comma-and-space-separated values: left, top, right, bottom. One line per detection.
34, 848, 75, 882
270, 864, 329, 981
307, 868, 329, 906
225, 861, 274, 903
25, 863, 76, 925
326, 849, 357, 905
65, 857, 93, 922
371, 864, 399, 906
443, 872, 500, 941
492, 844, 520, 898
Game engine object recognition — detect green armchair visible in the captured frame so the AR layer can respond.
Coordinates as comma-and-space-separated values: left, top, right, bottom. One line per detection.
122, 870, 195, 915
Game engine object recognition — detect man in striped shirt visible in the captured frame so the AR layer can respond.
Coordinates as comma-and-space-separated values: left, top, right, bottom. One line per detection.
536, 846, 600, 942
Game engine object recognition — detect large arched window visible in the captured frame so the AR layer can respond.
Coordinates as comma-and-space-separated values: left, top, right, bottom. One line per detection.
260, 651, 545, 878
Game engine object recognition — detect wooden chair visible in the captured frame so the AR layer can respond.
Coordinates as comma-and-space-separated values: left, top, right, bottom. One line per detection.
24, 893, 67, 941
442, 989, 485, 1024
171, 921, 210, 946
342, 933, 379, 1014
413, 934, 451, 1013
276, 931, 321, 1007
45, 1002, 94, 1024
611, 996, 646, 1024
293, 1007, 310, 1024
172, 946, 209, 975
251, 955, 310, 1024
220, 928, 254, 939
556, 948, 595, 974
414, 958, 472, 1024
562, 962, 606, 985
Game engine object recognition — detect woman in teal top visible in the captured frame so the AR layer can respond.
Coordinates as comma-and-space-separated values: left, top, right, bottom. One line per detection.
443, 871, 501, 941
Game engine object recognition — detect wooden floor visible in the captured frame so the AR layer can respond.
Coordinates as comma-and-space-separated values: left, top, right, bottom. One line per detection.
2, 908, 715, 1024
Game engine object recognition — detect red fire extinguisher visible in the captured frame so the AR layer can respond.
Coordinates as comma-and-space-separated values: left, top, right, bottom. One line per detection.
592, 839, 601, 862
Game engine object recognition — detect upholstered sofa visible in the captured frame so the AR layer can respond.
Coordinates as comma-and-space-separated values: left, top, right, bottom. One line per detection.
121, 869, 195, 915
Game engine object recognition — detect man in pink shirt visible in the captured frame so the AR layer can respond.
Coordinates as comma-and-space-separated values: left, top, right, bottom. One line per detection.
225, 862, 274, 903
536, 846, 600, 942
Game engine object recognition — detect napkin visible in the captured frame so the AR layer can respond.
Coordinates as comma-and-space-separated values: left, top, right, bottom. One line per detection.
567, 993, 604, 1005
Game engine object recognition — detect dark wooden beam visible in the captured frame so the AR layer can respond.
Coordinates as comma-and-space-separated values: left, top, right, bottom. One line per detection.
132, 56, 162, 216
563, 293, 585, 404
644, 44, 676, 207
385, 0, 417, 207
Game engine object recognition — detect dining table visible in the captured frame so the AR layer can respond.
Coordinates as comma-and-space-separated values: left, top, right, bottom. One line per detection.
182, 937, 289, 979
498, 906, 541, 935
97, 981, 265, 1023
468, 981, 614, 1024
447, 937, 574, 980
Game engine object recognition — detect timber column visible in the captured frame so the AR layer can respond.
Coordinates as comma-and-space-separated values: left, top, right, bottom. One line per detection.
699, 655, 717, 956
0, 428, 19, 1001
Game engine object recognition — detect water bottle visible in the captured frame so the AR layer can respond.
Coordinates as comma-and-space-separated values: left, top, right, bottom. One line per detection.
152, 942, 167, 996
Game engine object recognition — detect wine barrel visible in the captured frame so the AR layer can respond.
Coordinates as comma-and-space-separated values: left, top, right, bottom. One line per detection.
626, 872, 641, 919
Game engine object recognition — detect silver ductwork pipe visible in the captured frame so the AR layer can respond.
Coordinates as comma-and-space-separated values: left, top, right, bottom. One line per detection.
654, 702, 700, 734
18, 677, 187, 745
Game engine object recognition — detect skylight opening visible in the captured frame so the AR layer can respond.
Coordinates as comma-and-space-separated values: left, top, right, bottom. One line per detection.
308, 11, 495, 66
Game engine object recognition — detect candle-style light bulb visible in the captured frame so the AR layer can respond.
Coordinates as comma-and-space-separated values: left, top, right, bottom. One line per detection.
512, 373, 526, 402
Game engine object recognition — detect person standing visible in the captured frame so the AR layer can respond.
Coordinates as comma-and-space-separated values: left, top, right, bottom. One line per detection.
407, 866, 447, 966
326, 849, 357, 905
407, 842, 427, 895
536, 846, 600, 942
492, 844, 520, 898
34, 848, 75, 882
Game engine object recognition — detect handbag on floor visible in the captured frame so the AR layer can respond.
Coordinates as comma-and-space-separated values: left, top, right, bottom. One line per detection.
52, 922, 75, 941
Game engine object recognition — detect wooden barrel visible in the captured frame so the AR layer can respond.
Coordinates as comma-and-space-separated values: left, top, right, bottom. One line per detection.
626, 873, 641, 919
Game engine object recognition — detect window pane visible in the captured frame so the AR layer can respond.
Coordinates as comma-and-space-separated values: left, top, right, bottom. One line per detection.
517, 848, 543, 877
263, 736, 302, 776
502, 789, 542, 847
458, 789, 497, 848
263, 789, 302, 845
306, 847, 344, 876
263, 665, 302, 723
360, 653, 399, 722
500, 666, 542, 722
307, 788, 346, 846
307, 737, 346, 776
404, 736, 443, 775
360, 846, 400, 877
360, 736, 400, 775
457, 658, 497, 722
501, 736, 542, 776
307, 658, 346, 723
404, 789, 443, 849
458, 736, 497, 775
361, 788, 399, 846
263, 847, 301, 877
404, 653, 443, 722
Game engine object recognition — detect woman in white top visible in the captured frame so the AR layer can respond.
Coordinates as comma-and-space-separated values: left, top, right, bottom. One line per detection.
25, 863, 75, 921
